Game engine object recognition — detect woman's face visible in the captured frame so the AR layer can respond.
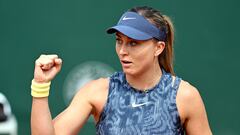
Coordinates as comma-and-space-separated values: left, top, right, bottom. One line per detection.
115, 32, 164, 76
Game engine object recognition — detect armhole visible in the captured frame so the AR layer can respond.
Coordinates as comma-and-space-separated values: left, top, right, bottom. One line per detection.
171, 76, 185, 130
95, 76, 113, 126
172, 76, 181, 90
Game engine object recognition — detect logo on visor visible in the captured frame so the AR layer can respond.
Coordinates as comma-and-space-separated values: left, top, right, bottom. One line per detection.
122, 16, 136, 20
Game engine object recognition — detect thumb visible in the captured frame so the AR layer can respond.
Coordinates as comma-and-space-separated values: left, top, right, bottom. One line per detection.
52, 58, 62, 73
46, 62, 62, 80
34, 60, 45, 82
34, 59, 44, 73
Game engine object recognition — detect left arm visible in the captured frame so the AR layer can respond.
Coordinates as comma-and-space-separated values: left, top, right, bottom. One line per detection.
176, 81, 212, 135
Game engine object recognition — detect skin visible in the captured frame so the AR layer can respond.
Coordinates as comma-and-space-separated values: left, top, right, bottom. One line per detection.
31, 32, 212, 135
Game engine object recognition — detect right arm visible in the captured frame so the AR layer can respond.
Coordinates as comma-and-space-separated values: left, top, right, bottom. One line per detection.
31, 54, 106, 135
31, 54, 61, 135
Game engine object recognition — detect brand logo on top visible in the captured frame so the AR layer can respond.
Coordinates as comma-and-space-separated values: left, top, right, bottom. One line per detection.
122, 16, 136, 20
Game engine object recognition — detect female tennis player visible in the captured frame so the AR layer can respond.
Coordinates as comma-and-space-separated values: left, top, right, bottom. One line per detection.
31, 6, 212, 135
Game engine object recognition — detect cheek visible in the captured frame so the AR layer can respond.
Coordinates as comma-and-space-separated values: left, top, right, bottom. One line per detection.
132, 50, 155, 70
115, 45, 120, 56
129, 54, 153, 75
133, 47, 154, 61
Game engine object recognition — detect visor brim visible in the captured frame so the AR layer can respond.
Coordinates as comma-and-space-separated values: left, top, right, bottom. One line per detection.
106, 25, 153, 41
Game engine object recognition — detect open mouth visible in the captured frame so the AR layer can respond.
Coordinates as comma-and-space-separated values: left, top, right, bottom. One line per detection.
121, 60, 132, 64
121, 60, 132, 67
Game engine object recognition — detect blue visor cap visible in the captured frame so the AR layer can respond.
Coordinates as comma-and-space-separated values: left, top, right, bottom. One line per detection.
107, 12, 166, 41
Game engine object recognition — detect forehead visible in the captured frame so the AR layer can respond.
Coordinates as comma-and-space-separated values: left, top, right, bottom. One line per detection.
116, 32, 143, 41
115, 32, 156, 44
116, 32, 131, 39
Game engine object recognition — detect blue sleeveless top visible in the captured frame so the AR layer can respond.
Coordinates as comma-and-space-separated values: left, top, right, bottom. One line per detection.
96, 69, 184, 135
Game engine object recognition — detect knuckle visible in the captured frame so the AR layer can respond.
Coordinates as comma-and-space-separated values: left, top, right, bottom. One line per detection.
35, 60, 39, 65
51, 54, 58, 57
35, 59, 43, 65
40, 54, 46, 57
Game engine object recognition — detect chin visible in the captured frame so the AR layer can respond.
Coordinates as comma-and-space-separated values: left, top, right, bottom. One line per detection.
122, 64, 150, 77
122, 68, 139, 76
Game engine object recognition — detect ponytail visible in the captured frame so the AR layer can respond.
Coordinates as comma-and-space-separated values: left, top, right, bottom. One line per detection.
158, 15, 175, 75
129, 6, 175, 75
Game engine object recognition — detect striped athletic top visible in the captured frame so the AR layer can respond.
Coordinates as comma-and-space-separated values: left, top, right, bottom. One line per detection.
96, 69, 184, 135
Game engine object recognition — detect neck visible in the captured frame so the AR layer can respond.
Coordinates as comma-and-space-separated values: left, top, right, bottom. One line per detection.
126, 63, 162, 91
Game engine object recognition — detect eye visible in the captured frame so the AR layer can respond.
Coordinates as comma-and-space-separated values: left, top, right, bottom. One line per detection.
129, 41, 138, 46
116, 38, 123, 45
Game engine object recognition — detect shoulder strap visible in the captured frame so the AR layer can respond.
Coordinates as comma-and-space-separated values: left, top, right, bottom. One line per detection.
172, 76, 182, 91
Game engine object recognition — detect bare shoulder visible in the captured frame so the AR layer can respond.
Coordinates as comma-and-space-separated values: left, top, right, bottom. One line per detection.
87, 77, 109, 100
176, 80, 212, 134
81, 77, 109, 92
177, 80, 201, 102
73, 77, 109, 121
74, 77, 109, 101
53, 78, 109, 133
176, 79, 204, 124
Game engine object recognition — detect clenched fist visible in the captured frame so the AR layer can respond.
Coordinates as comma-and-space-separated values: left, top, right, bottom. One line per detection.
34, 54, 62, 83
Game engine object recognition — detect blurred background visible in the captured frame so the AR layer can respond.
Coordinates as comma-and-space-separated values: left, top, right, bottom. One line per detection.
0, 0, 240, 134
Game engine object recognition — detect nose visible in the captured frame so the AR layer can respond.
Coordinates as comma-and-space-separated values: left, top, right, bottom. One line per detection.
119, 43, 128, 55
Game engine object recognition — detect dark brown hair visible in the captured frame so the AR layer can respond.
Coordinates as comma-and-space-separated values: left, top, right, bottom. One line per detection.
129, 6, 175, 75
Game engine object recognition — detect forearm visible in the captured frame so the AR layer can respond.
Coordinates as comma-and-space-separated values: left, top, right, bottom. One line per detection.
31, 97, 55, 135
31, 54, 63, 134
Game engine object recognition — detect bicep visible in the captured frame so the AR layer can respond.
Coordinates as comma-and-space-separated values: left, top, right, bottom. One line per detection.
177, 82, 212, 135
53, 83, 94, 135
183, 87, 212, 135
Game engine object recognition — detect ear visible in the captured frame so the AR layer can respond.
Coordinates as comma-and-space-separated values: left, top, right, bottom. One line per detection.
154, 41, 165, 56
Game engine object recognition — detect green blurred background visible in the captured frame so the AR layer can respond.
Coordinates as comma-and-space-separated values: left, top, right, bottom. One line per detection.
0, 0, 239, 134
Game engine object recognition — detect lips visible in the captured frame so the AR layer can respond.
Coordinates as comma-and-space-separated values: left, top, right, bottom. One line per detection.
121, 60, 132, 64
121, 60, 132, 68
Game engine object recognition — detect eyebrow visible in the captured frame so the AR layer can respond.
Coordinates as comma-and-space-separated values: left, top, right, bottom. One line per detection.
115, 33, 140, 42
116, 33, 121, 38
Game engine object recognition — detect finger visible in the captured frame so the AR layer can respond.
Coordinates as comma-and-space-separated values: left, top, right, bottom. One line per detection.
36, 54, 60, 70
38, 58, 54, 70
35, 59, 42, 67
39, 54, 58, 60
35, 59, 44, 73
39, 54, 47, 59
54, 58, 62, 72
51, 63, 62, 74
47, 54, 58, 60
42, 63, 54, 70
54, 58, 62, 65
41, 64, 52, 70
45, 55, 59, 66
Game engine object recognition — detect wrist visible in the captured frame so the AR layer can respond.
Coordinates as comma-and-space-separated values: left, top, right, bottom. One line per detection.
31, 79, 51, 98
33, 78, 51, 84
